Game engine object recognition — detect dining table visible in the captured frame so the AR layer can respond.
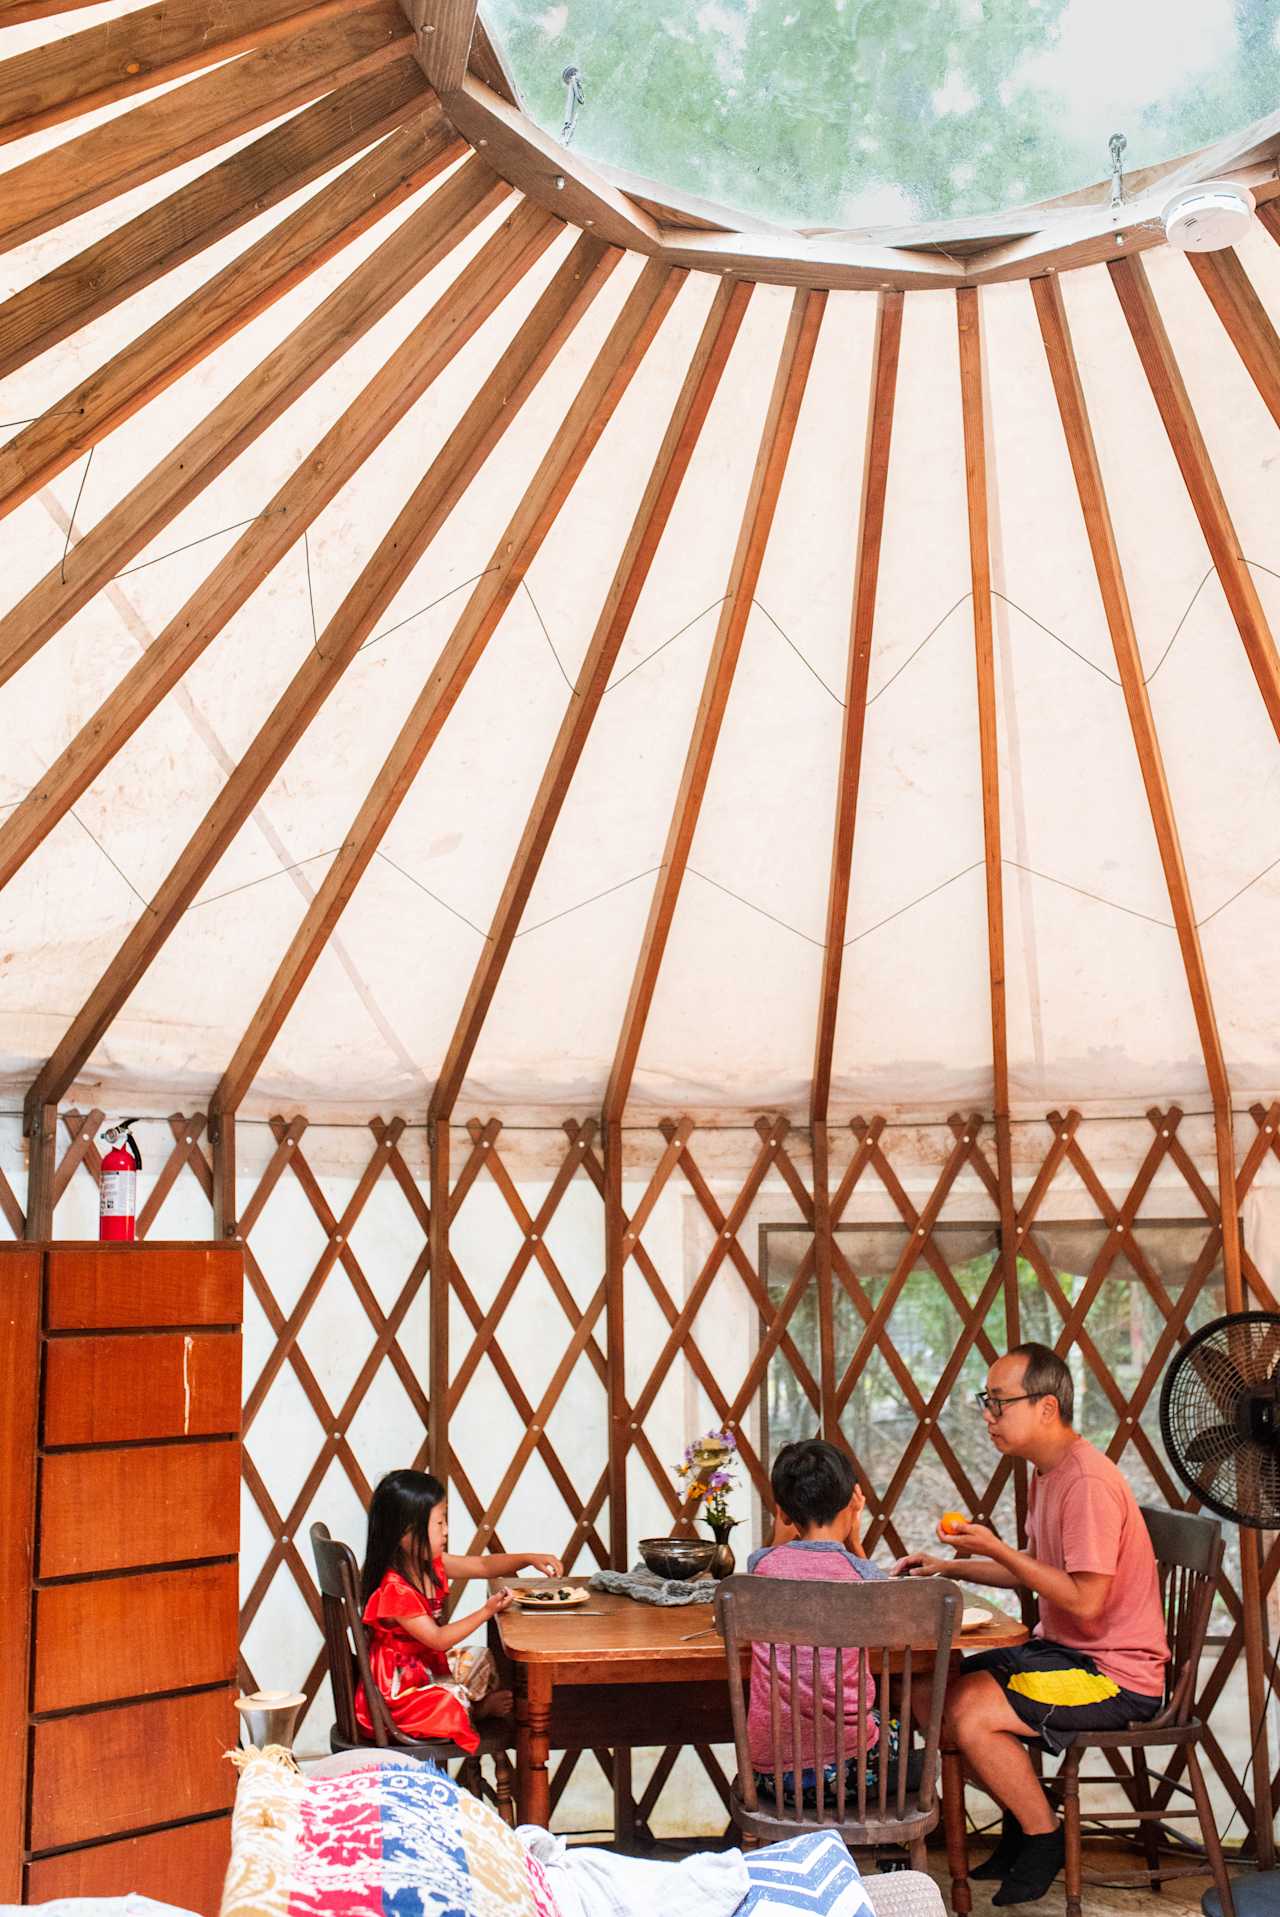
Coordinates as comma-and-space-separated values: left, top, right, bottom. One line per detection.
489, 1573, 1027, 1911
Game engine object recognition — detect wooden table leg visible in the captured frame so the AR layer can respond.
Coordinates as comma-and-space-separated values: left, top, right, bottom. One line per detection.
942, 1745, 972, 1915
515, 1666, 553, 1827
612, 1749, 637, 1850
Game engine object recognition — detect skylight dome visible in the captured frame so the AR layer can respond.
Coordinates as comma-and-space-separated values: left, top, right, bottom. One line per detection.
486, 0, 1280, 230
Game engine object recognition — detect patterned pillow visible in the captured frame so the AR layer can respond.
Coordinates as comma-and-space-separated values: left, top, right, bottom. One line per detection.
220, 1751, 558, 1917
741, 1831, 876, 1917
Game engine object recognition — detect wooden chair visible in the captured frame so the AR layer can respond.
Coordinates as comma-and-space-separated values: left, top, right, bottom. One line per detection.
308, 1521, 516, 1825
715, 1573, 962, 1867
1044, 1506, 1235, 1917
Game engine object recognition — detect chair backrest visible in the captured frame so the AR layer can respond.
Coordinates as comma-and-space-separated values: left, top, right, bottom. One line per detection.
1139, 1505, 1223, 1728
309, 1520, 393, 1747
714, 1574, 961, 1829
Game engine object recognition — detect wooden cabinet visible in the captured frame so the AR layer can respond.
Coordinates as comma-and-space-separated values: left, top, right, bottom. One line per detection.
0, 1243, 243, 1913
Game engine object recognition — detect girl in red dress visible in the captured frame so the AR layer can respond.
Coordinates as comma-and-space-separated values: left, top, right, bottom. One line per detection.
355, 1468, 563, 1752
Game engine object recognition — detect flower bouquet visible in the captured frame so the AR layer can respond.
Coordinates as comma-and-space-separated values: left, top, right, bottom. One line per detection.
674, 1428, 741, 1577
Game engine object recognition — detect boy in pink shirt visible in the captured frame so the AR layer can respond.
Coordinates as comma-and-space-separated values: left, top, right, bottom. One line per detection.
899, 1343, 1169, 1905
747, 1439, 891, 1806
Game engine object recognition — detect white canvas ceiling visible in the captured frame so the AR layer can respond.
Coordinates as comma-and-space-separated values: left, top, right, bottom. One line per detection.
2, 17, 1280, 1126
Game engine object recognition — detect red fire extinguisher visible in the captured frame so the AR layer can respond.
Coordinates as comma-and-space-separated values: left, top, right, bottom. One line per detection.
99, 1119, 142, 1242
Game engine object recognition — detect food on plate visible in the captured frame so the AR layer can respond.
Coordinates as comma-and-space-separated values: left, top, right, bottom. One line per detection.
515, 1584, 587, 1607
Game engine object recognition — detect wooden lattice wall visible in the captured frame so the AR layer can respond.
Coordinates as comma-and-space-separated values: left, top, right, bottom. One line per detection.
2, 1099, 1278, 1846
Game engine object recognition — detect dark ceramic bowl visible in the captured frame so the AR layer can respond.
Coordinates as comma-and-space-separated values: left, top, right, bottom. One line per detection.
638, 1536, 716, 1581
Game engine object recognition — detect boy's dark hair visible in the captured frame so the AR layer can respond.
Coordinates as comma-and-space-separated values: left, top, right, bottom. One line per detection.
1009, 1341, 1075, 1425
771, 1439, 856, 1529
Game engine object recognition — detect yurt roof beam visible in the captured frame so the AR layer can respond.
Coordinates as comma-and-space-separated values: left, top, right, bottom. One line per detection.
442, 76, 663, 253
1031, 272, 1243, 1308
0, 0, 364, 143
603, 286, 825, 1123
213, 243, 671, 1120
428, 276, 752, 1124
0, 3, 412, 254
810, 290, 903, 1128
403, 0, 479, 97
0, 100, 456, 518
0, 150, 503, 693
1189, 243, 1280, 432
956, 286, 1018, 1323
1109, 255, 1280, 746
0, 189, 549, 894
0, 57, 432, 382
22, 203, 603, 1131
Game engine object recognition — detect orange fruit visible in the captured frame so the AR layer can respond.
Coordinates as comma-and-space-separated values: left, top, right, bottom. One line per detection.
940, 1511, 968, 1535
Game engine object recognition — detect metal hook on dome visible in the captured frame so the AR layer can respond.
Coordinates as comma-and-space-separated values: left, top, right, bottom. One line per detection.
561, 64, 584, 146
1109, 131, 1128, 209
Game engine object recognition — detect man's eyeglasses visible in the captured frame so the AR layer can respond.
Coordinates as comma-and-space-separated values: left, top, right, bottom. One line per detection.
973, 1390, 1045, 1419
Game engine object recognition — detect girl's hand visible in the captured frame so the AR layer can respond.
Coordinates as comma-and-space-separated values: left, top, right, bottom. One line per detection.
486, 1589, 514, 1617
524, 1553, 564, 1578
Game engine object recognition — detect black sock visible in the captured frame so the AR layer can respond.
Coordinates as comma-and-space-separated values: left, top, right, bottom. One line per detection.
992, 1827, 1065, 1906
972, 1810, 1024, 1880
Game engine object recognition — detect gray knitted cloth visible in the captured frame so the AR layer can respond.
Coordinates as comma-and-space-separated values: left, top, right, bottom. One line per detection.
588, 1565, 715, 1607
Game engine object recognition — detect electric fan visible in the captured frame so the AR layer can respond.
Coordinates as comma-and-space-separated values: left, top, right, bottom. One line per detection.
1161, 1314, 1280, 1917
1160, 1311, 1280, 1528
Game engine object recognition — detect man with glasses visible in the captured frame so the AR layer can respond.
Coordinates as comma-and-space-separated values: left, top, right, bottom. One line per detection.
896, 1342, 1168, 1905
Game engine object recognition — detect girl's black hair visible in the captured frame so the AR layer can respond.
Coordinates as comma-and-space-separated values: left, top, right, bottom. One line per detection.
361, 1467, 446, 1605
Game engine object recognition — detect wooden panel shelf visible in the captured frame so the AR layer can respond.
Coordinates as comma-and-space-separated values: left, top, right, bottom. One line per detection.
40, 1439, 240, 1576
34, 1562, 240, 1712
44, 1331, 242, 1445
0, 1242, 243, 1912
25, 1814, 234, 1908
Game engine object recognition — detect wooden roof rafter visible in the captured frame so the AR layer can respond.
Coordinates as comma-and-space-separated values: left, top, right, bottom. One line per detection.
0, 152, 507, 693
209, 247, 681, 1119
0, 0, 368, 143
810, 290, 903, 1128
1031, 272, 1242, 1300
955, 285, 1019, 1329
427, 275, 753, 1125
0, 99, 460, 520
0, 2, 414, 255
1109, 253, 1280, 745
23, 220, 622, 1131
0, 56, 434, 382
1188, 240, 1280, 432
402, 0, 479, 97
603, 285, 826, 1124
0, 189, 553, 893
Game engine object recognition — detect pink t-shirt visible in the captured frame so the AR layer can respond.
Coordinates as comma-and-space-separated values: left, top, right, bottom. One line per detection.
1027, 1437, 1169, 1698
745, 1541, 886, 1770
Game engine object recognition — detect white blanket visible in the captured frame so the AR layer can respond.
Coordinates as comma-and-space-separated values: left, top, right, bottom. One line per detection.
517, 1826, 749, 1917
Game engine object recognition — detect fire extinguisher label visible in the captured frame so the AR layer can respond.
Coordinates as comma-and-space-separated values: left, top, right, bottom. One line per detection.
100, 1171, 136, 1215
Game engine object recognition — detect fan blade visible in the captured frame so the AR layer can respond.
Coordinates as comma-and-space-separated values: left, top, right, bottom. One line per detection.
1187, 1344, 1248, 1406
1184, 1425, 1238, 1463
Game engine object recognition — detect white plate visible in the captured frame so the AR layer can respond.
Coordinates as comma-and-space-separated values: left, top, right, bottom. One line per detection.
513, 1584, 590, 1609
961, 1605, 1002, 1631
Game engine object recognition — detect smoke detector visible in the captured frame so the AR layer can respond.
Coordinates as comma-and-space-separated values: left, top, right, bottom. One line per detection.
1162, 180, 1256, 251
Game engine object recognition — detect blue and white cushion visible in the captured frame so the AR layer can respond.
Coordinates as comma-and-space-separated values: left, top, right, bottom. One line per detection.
740, 1831, 876, 1916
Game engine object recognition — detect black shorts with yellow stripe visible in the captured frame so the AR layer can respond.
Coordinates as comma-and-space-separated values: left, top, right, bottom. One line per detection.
964, 1639, 1164, 1754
